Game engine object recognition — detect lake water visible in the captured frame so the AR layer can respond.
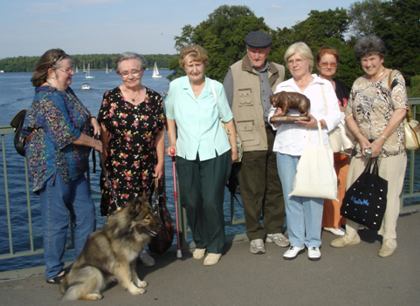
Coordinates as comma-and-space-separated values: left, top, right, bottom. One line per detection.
0, 70, 245, 271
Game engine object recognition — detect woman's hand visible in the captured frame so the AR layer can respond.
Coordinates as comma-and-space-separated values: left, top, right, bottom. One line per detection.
274, 107, 284, 116
370, 138, 385, 158
90, 117, 101, 137
154, 162, 164, 180
231, 148, 239, 163
296, 114, 319, 129
359, 137, 372, 158
93, 139, 103, 153
167, 146, 176, 157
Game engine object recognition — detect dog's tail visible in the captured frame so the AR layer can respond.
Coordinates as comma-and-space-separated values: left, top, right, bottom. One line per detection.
61, 267, 105, 301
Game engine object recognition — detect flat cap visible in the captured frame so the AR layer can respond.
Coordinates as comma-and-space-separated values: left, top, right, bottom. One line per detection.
244, 31, 272, 48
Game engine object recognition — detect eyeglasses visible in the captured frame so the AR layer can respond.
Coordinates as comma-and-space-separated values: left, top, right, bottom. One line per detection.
119, 70, 142, 78
319, 62, 337, 68
56, 66, 74, 74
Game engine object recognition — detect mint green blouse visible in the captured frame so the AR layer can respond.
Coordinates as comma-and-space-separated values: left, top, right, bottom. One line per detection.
165, 76, 233, 161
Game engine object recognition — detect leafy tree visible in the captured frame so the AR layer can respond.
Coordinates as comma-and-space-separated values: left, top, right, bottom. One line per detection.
170, 5, 269, 81
348, 0, 384, 37
370, 0, 420, 83
271, 9, 356, 88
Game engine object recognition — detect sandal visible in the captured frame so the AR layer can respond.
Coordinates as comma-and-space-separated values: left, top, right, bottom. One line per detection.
46, 270, 65, 284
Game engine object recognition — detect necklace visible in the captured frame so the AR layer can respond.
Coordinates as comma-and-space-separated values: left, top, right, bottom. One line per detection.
371, 68, 387, 82
122, 86, 142, 103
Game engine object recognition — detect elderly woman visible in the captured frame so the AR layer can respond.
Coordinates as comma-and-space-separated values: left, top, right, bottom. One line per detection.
165, 45, 238, 266
331, 36, 408, 258
98, 52, 165, 266
23, 48, 102, 284
268, 42, 341, 260
316, 47, 351, 237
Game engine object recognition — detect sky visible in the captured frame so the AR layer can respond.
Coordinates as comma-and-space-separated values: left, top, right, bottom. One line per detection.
0, 0, 357, 59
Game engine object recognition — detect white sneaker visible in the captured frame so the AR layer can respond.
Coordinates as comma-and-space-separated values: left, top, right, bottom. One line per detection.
203, 253, 221, 266
307, 247, 321, 261
266, 233, 290, 247
283, 246, 305, 260
249, 239, 266, 254
323, 227, 345, 236
139, 250, 155, 267
192, 248, 206, 260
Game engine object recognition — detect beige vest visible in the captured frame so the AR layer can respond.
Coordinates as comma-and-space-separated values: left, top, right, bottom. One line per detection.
230, 56, 285, 151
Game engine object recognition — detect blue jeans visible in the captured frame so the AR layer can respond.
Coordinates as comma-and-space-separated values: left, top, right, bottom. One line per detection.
276, 153, 323, 248
39, 173, 95, 279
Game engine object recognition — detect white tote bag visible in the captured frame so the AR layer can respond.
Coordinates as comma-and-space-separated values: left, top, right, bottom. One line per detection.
289, 122, 337, 200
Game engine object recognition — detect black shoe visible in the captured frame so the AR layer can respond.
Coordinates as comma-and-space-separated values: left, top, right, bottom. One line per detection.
46, 270, 65, 284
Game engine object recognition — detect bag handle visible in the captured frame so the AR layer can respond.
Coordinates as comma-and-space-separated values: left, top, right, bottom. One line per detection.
363, 158, 379, 176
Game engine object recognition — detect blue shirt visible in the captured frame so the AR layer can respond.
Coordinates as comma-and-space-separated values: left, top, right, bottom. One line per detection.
165, 76, 233, 161
23, 86, 92, 192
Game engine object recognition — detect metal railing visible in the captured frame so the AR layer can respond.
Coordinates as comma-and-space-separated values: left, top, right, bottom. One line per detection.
1, 98, 419, 263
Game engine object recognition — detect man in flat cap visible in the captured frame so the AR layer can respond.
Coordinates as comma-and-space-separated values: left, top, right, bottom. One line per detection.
224, 30, 288, 254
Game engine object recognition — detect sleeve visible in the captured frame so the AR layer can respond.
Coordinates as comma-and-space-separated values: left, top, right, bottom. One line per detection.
40, 92, 81, 150
216, 82, 233, 122
97, 90, 114, 132
164, 82, 175, 120
320, 82, 341, 132
153, 91, 166, 131
223, 69, 234, 107
390, 70, 409, 110
267, 105, 278, 130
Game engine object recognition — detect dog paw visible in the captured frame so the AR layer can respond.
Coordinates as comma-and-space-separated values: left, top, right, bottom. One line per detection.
136, 280, 147, 288
83, 293, 103, 301
128, 286, 146, 295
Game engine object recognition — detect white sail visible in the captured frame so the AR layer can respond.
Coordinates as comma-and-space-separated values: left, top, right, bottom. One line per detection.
85, 63, 94, 79
152, 62, 162, 78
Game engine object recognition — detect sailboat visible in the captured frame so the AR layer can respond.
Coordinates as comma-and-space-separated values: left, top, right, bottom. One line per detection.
85, 63, 94, 79
152, 62, 162, 79
105, 64, 110, 74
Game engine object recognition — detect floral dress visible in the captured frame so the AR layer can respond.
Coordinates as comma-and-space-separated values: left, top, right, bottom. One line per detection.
98, 87, 165, 216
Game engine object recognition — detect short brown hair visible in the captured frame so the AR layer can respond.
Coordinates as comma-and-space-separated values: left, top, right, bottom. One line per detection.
316, 47, 339, 64
31, 49, 71, 87
178, 45, 208, 69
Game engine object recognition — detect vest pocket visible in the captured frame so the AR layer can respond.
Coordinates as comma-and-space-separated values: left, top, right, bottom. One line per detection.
237, 120, 260, 146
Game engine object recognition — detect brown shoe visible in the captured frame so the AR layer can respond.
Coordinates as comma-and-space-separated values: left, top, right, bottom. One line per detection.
330, 232, 361, 248
378, 239, 397, 258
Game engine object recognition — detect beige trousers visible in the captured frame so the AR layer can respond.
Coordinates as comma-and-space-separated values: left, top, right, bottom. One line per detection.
345, 154, 407, 240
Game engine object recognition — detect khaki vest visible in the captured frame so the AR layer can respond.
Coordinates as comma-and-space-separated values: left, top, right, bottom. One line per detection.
230, 57, 285, 151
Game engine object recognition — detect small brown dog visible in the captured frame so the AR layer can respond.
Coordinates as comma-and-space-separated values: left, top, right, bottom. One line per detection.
270, 91, 311, 117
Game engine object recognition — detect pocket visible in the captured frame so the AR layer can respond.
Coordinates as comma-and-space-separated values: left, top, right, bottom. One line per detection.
236, 120, 260, 146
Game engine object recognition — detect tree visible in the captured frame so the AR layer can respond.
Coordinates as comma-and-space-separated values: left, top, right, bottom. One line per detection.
370, 0, 420, 83
271, 9, 357, 88
348, 0, 384, 37
170, 5, 269, 81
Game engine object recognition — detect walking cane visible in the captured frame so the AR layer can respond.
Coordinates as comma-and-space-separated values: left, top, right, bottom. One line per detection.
170, 148, 183, 259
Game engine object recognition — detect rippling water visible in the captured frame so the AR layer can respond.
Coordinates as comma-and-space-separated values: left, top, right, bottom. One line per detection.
0, 70, 245, 271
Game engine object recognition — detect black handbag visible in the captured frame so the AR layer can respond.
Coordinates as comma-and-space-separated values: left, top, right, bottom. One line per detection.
10, 109, 28, 156
341, 158, 388, 230
149, 178, 174, 255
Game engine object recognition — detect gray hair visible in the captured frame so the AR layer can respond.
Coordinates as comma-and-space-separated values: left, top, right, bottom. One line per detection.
284, 42, 314, 72
115, 52, 146, 72
354, 35, 386, 59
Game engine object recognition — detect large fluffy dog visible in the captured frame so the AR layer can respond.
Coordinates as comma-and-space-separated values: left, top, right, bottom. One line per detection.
60, 196, 161, 301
